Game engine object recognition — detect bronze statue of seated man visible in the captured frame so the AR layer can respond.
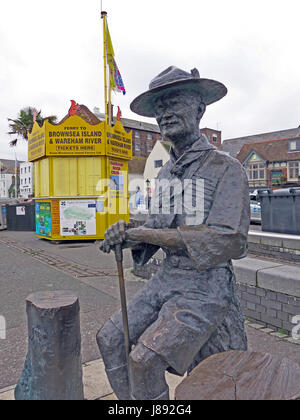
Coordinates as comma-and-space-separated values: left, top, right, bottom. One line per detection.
97, 66, 250, 400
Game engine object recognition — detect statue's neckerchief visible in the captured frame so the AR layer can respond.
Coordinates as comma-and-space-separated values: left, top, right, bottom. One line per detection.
170, 135, 215, 178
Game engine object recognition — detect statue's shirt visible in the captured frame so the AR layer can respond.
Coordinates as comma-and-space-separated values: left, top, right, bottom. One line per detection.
133, 136, 250, 271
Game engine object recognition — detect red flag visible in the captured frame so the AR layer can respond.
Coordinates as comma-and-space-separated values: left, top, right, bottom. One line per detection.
117, 106, 122, 121
69, 100, 81, 116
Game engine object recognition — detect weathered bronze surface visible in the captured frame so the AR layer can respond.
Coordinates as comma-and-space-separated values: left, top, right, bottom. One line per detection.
175, 350, 300, 400
97, 66, 250, 400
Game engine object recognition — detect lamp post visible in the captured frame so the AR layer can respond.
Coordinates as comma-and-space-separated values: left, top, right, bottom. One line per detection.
14, 151, 17, 199
146, 178, 151, 210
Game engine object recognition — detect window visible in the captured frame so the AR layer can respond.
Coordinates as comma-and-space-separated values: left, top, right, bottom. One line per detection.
29, 177, 31, 183
24, 167, 27, 173
212, 135, 218, 142
135, 131, 140, 139
154, 160, 163, 168
25, 178, 27, 184
135, 143, 141, 151
21, 168, 23, 174
28, 166, 31, 173
147, 133, 152, 140
288, 161, 300, 180
246, 163, 265, 180
289, 139, 300, 152
147, 144, 153, 153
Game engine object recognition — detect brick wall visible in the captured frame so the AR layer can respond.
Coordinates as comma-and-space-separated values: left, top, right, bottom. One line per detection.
133, 130, 161, 157
236, 283, 300, 332
248, 241, 300, 263
200, 128, 221, 149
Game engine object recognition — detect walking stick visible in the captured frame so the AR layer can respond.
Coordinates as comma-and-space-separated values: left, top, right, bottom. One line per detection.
114, 243, 132, 394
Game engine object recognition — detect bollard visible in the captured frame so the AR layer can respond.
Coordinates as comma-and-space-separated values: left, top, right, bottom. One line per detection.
15, 291, 84, 400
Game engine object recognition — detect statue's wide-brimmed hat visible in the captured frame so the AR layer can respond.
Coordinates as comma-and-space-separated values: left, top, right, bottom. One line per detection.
130, 66, 227, 117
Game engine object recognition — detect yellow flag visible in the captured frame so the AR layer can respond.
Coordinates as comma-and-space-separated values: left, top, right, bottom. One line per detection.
106, 24, 116, 90
106, 24, 115, 57
106, 23, 126, 95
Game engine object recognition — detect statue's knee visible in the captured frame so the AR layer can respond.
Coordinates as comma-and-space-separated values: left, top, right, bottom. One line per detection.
96, 320, 122, 352
130, 344, 157, 370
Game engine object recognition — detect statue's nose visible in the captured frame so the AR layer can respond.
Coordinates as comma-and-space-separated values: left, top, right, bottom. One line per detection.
161, 109, 173, 119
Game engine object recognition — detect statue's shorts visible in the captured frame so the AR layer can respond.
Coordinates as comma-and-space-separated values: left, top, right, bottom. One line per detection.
109, 258, 247, 376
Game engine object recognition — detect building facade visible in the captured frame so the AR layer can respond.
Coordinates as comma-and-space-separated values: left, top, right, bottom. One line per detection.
0, 174, 13, 198
236, 137, 300, 190
0, 159, 23, 198
143, 140, 172, 184
200, 127, 222, 149
222, 126, 300, 158
20, 162, 34, 198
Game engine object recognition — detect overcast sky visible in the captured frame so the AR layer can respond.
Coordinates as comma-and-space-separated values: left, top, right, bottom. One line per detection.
1, 0, 300, 161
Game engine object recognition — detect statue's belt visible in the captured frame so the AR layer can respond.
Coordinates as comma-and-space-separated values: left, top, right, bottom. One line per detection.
164, 255, 230, 271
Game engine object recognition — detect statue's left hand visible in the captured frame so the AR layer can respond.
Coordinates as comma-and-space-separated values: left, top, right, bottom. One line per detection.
99, 220, 133, 254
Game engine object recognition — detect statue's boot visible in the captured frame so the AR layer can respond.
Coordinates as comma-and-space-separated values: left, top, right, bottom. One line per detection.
129, 343, 170, 400
105, 364, 131, 400
131, 388, 169, 400
97, 320, 131, 400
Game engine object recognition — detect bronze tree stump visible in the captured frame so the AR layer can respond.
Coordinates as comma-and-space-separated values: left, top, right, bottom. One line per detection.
15, 291, 84, 400
175, 350, 300, 400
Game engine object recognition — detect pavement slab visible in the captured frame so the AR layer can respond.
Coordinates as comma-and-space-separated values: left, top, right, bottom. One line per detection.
0, 359, 183, 401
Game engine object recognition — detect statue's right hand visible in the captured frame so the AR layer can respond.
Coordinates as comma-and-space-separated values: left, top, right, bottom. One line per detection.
99, 220, 133, 254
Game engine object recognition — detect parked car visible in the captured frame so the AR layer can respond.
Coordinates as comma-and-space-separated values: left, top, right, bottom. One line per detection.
250, 192, 261, 223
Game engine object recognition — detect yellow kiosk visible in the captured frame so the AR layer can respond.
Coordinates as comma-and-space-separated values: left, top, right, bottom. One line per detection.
29, 111, 132, 241
29, 11, 132, 241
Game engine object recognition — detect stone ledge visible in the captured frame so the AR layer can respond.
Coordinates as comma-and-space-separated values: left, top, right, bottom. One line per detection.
232, 258, 284, 287
248, 230, 300, 251
234, 257, 300, 297
257, 265, 300, 298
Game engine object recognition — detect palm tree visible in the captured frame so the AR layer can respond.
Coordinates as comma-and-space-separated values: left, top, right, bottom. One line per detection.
8, 107, 57, 147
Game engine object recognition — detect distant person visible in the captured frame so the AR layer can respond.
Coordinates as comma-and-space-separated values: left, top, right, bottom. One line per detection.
135, 186, 142, 208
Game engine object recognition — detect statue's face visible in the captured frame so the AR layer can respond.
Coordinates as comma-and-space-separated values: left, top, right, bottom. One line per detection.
154, 91, 203, 141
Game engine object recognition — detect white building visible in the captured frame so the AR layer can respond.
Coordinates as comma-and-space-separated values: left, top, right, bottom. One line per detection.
20, 162, 34, 198
142, 140, 172, 210
0, 158, 23, 198
143, 140, 171, 186
0, 174, 13, 198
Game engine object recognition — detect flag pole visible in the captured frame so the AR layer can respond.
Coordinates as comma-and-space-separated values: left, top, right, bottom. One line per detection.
101, 11, 108, 124
108, 77, 112, 127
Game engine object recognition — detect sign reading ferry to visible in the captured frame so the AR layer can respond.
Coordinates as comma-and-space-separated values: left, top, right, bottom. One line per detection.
28, 114, 132, 161
46, 116, 106, 157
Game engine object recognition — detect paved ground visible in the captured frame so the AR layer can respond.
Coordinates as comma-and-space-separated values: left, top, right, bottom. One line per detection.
0, 231, 146, 389
0, 230, 299, 396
